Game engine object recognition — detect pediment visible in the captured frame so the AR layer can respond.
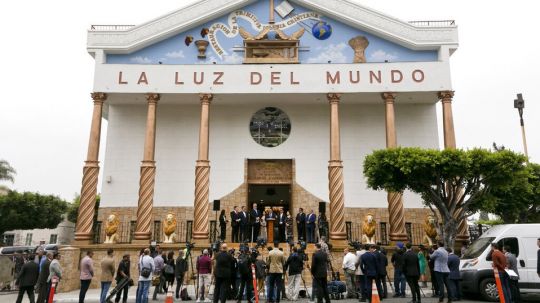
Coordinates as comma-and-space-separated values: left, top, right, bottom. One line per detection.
88, 0, 457, 64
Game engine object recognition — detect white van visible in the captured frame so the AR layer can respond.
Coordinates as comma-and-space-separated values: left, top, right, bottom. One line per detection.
460, 224, 539, 301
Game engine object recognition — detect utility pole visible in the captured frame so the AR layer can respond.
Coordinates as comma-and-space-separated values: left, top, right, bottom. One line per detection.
513, 93, 529, 159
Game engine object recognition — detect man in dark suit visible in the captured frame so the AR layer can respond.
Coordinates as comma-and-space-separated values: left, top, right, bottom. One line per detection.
296, 208, 306, 241
374, 246, 388, 298
403, 243, 421, 303
447, 248, 461, 302
231, 206, 239, 243
361, 245, 381, 303
240, 206, 249, 242
214, 243, 235, 303
250, 203, 261, 242
36, 252, 52, 303
16, 254, 39, 303
278, 208, 286, 242
311, 243, 330, 303
306, 210, 317, 243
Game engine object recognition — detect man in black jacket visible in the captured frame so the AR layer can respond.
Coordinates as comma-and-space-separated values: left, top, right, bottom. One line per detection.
311, 243, 330, 303
231, 206, 240, 243
16, 254, 39, 303
296, 208, 306, 241
402, 243, 421, 303
250, 203, 261, 242
285, 247, 304, 300
360, 245, 381, 303
36, 252, 52, 303
391, 243, 406, 298
175, 250, 188, 300
115, 254, 131, 303
214, 243, 235, 303
375, 246, 388, 298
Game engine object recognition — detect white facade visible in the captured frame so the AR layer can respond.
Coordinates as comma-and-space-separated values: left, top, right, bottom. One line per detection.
3, 218, 75, 246
101, 101, 438, 208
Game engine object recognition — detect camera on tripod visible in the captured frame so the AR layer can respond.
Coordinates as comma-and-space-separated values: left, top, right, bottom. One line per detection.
211, 240, 222, 252
186, 242, 195, 251
255, 237, 267, 249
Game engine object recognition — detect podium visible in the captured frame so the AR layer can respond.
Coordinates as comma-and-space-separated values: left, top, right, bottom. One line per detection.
266, 218, 275, 243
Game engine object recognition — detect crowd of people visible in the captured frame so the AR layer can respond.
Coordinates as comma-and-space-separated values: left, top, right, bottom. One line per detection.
220, 206, 328, 244
11, 237, 539, 303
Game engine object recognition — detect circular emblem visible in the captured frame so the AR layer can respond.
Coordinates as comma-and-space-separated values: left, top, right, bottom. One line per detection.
249, 107, 291, 148
312, 21, 332, 40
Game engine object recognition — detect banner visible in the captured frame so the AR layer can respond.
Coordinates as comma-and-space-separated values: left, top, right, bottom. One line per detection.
207, 10, 321, 58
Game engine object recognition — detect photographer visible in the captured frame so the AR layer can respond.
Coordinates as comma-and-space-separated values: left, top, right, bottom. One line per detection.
196, 249, 212, 303
213, 243, 235, 303
236, 246, 256, 303
285, 247, 303, 301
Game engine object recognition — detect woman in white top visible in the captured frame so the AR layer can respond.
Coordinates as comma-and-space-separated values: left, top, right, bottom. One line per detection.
260, 216, 267, 240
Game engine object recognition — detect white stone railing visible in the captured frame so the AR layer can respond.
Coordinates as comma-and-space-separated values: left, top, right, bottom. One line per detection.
408, 20, 456, 27
90, 25, 135, 31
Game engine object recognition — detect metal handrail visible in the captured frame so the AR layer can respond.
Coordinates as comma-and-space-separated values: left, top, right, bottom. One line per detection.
408, 20, 456, 27
90, 25, 135, 31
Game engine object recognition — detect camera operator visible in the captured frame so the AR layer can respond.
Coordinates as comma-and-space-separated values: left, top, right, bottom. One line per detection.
236, 246, 256, 303
213, 243, 235, 303
285, 247, 304, 301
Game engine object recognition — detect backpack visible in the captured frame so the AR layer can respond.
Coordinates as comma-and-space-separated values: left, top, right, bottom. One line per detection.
164, 263, 174, 275
237, 254, 250, 276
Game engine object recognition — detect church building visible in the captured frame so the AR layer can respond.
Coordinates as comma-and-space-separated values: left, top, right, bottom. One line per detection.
73, 0, 468, 250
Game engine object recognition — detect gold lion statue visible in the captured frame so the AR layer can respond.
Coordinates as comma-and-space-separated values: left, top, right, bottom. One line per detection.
163, 213, 177, 243
362, 213, 377, 244
423, 215, 438, 246
104, 214, 120, 244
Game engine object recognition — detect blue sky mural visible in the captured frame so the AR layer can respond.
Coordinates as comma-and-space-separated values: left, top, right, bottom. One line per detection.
106, 0, 438, 65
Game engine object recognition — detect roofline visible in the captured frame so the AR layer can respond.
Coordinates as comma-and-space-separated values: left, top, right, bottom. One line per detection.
87, 0, 458, 55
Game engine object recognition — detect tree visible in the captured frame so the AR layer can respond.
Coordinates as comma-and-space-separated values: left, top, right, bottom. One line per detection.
67, 194, 100, 224
481, 162, 540, 223
0, 160, 16, 183
0, 191, 68, 239
363, 147, 527, 248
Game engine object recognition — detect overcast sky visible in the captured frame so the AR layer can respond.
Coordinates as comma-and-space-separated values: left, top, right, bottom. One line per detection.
0, 0, 538, 201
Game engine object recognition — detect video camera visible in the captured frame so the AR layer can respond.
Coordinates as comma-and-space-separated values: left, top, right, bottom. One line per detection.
211, 240, 222, 253
349, 240, 362, 250
255, 237, 267, 249
186, 242, 195, 250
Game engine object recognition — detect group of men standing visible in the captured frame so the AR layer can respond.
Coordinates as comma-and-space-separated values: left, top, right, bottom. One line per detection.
228, 205, 322, 244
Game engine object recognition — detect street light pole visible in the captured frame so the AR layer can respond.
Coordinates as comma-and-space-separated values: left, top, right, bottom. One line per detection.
514, 93, 529, 158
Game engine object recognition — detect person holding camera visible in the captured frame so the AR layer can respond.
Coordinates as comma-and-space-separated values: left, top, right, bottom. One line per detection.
196, 249, 212, 303
214, 243, 235, 303
236, 247, 255, 303
136, 248, 155, 303
175, 250, 188, 300
114, 254, 131, 303
285, 247, 304, 301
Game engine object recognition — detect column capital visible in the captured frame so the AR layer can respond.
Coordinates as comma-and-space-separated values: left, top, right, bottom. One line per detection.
145, 93, 160, 104
91, 92, 107, 104
199, 93, 213, 105
327, 93, 342, 104
438, 90, 455, 102
381, 92, 397, 102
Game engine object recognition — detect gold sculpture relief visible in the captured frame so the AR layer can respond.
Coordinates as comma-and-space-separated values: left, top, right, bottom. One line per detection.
163, 213, 177, 243
423, 215, 438, 246
104, 214, 120, 244
348, 36, 369, 63
362, 213, 377, 244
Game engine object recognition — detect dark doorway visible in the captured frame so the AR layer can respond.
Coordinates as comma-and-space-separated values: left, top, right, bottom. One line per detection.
248, 184, 291, 213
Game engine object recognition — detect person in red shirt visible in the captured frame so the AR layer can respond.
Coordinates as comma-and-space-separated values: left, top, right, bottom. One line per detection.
196, 249, 213, 302
491, 243, 511, 303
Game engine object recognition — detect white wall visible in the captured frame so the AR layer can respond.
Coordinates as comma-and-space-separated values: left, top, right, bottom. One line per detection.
100, 101, 439, 208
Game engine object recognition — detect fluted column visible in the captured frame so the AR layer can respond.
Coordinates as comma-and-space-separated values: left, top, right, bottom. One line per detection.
193, 93, 213, 241
74, 92, 107, 243
382, 93, 408, 242
133, 93, 160, 242
327, 93, 347, 241
439, 91, 469, 242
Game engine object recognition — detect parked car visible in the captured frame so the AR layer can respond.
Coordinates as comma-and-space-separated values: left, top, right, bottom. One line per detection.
460, 224, 540, 301
0, 246, 37, 255
42, 244, 58, 253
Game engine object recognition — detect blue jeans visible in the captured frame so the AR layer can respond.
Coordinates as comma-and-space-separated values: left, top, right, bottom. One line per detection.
136, 280, 151, 303
393, 269, 406, 296
100, 281, 112, 303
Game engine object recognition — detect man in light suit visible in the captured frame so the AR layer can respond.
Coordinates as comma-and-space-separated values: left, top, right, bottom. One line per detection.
306, 210, 316, 243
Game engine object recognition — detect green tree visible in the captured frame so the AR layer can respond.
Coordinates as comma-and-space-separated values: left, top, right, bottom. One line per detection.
363, 147, 527, 247
0, 191, 68, 238
0, 160, 16, 182
481, 162, 540, 223
67, 194, 100, 224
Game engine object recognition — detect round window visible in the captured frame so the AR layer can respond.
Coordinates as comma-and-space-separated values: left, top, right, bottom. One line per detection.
249, 107, 291, 147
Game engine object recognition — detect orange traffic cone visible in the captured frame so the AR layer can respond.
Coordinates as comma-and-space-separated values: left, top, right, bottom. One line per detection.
371, 280, 381, 303
493, 268, 505, 303
165, 290, 174, 303
251, 263, 259, 303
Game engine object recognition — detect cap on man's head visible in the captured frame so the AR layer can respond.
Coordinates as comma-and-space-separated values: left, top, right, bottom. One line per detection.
396, 242, 404, 249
